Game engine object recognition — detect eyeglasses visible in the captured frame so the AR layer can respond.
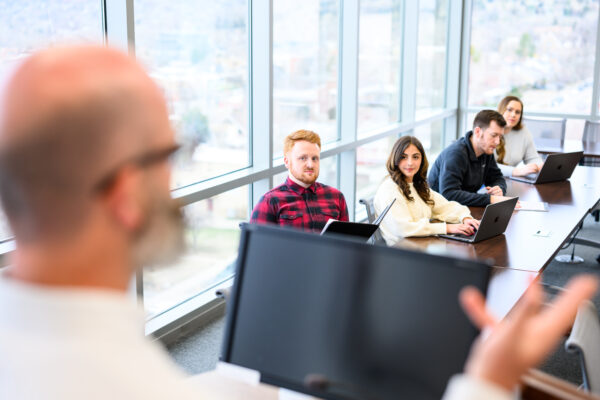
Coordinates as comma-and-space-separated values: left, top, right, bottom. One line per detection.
94, 144, 181, 193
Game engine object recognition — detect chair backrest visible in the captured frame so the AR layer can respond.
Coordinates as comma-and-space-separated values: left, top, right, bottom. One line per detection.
583, 120, 600, 144
358, 197, 385, 245
523, 116, 566, 141
565, 301, 600, 395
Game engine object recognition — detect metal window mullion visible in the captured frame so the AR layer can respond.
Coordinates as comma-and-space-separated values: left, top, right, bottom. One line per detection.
104, 0, 135, 55
400, 0, 418, 128
590, 5, 600, 120
457, 0, 473, 138
337, 0, 359, 221
444, 0, 461, 110
443, 0, 463, 145
250, 0, 273, 207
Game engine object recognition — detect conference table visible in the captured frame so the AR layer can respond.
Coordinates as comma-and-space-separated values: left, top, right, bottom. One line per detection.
535, 139, 600, 160
396, 166, 600, 272
394, 166, 600, 320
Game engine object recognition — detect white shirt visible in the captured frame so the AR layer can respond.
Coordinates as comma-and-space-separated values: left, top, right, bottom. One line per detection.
494, 126, 542, 176
0, 277, 202, 400
374, 177, 472, 243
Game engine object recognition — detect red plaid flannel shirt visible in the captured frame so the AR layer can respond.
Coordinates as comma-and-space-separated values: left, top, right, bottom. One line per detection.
250, 177, 349, 232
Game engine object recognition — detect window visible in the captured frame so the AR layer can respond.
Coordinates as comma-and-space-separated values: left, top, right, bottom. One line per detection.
469, 0, 599, 114
134, 0, 250, 189
0, 0, 103, 242
0, 209, 11, 242
416, 0, 449, 116
143, 186, 248, 320
414, 119, 445, 159
272, 0, 340, 156
356, 135, 398, 211
357, 0, 403, 136
0, 0, 102, 78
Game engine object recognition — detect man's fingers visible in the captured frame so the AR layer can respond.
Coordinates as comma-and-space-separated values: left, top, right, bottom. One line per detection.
503, 279, 544, 332
536, 275, 598, 341
459, 286, 498, 329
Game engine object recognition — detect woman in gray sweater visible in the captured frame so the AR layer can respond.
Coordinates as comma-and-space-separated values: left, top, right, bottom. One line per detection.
495, 96, 543, 177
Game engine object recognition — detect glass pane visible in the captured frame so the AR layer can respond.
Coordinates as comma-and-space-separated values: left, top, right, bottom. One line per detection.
0, 209, 11, 242
0, 0, 103, 242
356, 135, 398, 213
416, 0, 449, 116
272, 155, 338, 190
143, 187, 248, 320
134, 0, 250, 189
469, 0, 598, 114
414, 119, 445, 160
357, 0, 402, 136
273, 0, 339, 157
0, 0, 102, 76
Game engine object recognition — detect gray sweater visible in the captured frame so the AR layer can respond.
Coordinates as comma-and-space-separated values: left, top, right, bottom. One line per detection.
494, 125, 543, 176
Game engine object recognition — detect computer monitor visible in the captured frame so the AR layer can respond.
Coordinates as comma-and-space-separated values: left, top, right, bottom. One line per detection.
221, 224, 491, 400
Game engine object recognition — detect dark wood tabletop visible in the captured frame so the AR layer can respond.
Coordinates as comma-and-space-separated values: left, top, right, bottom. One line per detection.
394, 166, 600, 272
535, 138, 600, 158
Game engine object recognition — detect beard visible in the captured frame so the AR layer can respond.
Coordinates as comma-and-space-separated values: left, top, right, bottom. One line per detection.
289, 163, 319, 185
132, 189, 186, 269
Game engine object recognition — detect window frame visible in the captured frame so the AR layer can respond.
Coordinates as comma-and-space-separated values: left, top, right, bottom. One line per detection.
0, 0, 464, 340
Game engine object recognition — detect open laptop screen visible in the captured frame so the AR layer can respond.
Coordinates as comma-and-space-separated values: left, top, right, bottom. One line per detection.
222, 225, 490, 400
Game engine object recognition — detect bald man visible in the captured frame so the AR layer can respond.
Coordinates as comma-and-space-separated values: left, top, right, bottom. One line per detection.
0, 46, 198, 399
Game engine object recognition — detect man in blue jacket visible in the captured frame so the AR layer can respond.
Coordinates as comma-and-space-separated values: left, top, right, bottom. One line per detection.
429, 110, 510, 207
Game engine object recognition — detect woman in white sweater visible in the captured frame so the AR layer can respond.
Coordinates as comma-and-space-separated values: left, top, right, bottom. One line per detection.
374, 136, 480, 244
495, 96, 543, 177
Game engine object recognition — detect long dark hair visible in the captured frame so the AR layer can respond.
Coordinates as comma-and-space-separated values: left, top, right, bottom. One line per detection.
386, 136, 433, 205
496, 96, 524, 164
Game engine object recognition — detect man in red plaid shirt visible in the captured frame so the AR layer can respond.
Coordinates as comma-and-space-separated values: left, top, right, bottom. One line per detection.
250, 130, 349, 232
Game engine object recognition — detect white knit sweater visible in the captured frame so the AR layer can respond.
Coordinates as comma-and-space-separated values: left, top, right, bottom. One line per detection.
374, 176, 472, 243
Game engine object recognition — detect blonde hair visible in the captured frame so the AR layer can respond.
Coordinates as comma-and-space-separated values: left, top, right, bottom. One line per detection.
283, 129, 321, 155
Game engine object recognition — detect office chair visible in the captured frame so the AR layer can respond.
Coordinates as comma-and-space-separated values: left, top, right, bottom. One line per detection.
582, 120, 600, 167
358, 197, 386, 245
523, 116, 566, 142
565, 301, 600, 395
583, 120, 600, 144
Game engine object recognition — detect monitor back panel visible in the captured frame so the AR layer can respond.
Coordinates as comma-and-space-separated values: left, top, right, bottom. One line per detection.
222, 225, 490, 400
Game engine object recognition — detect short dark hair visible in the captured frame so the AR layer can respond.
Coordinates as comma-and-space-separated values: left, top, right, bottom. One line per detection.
473, 109, 506, 131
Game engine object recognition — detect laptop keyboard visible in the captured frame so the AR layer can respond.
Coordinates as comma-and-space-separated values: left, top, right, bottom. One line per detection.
451, 233, 474, 239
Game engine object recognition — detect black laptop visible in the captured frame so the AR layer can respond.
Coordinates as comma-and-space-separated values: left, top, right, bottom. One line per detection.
320, 198, 396, 241
438, 197, 518, 243
222, 224, 491, 400
508, 151, 583, 184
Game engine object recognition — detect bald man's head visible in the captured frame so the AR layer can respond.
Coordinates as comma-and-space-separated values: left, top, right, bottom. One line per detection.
0, 46, 175, 242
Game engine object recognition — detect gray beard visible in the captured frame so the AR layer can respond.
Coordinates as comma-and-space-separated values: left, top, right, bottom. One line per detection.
132, 197, 186, 269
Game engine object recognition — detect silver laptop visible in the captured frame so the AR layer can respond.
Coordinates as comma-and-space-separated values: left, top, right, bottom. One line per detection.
508, 151, 583, 184
438, 197, 518, 243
